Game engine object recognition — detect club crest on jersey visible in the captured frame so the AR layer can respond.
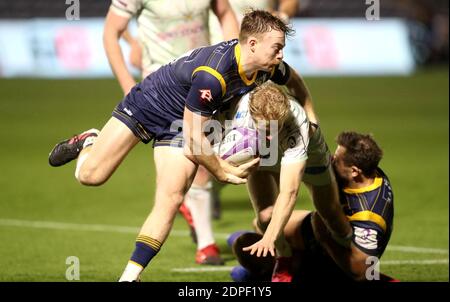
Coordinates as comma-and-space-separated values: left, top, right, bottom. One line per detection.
199, 89, 213, 102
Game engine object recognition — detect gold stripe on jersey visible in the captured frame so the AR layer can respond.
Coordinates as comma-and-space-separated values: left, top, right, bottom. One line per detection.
343, 176, 383, 194
192, 66, 226, 96
234, 44, 257, 86
347, 210, 387, 232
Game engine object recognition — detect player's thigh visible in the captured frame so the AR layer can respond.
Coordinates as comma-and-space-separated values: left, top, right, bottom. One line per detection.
247, 170, 280, 212
153, 146, 198, 198
83, 116, 140, 175
192, 165, 211, 187
283, 210, 312, 250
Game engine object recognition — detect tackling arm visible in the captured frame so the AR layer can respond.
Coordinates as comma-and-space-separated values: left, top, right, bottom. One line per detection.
183, 107, 259, 185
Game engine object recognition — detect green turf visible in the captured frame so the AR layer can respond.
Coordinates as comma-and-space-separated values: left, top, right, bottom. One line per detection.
0, 67, 448, 282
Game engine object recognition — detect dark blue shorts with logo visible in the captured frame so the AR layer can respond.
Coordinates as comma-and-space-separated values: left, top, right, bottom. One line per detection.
112, 84, 184, 148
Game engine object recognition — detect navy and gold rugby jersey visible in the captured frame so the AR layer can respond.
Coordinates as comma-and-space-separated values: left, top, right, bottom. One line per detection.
138, 39, 290, 123
340, 168, 394, 257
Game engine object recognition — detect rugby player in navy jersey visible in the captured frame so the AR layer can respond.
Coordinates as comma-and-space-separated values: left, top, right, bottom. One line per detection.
104, 0, 241, 266
230, 131, 396, 282
48, 10, 351, 282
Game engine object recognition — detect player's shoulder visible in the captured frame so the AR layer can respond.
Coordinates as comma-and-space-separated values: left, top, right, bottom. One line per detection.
111, 0, 144, 17
205, 40, 239, 72
286, 97, 307, 125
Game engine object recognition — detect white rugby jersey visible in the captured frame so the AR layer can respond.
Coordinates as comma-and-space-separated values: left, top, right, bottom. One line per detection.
218, 91, 310, 165
111, 0, 212, 75
209, 0, 276, 44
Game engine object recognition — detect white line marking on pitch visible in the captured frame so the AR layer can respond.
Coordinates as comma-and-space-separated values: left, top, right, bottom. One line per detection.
381, 259, 449, 265
171, 259, 449, 273
0, 218, 448, 255
387, 246, 449, 254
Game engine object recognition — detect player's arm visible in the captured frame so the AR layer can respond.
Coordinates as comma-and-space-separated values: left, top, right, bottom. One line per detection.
243, 161, 306, 257
270, 62, 318, 124
103, 3, 137, 95
211, 0, 239, 40
285, 68, 318, 124
311, 212, 373, 281
184, 70, 259, 184
121, 29, 142, 70
278, 0, 299, 17
275, 0, 299, 23
183, 108, 259, 184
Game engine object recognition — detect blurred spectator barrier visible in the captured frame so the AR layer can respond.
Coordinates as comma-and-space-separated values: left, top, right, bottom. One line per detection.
0, 18, 414, 78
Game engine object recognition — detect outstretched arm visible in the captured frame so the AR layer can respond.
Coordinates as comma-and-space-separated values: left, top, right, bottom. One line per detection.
243, 161, 305, 257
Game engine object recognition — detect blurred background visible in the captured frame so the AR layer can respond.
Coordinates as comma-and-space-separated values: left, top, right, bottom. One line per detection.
0, 0, 448, 282
0, 0, 448, 77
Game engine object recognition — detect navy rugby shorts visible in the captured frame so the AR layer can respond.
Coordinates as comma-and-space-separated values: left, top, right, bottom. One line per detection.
112, 84, 183, 147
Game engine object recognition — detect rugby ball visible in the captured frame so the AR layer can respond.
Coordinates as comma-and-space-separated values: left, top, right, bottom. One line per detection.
216, 127, 259, 165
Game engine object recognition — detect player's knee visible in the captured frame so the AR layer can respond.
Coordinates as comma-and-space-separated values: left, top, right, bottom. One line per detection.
160, 190, 185, 209
256, 207, 273, 231
349, 263, 367, 282
348, 254, 370, 281
77, 163, 108, 186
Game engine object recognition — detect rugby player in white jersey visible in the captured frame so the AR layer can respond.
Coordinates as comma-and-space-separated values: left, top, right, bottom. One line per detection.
103, 0, 240, 265
216, 83, 352, 281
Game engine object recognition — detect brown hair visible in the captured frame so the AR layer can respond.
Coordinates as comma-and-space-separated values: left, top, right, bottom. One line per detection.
249, 83, 290, 127
336, 131, 383, 177
239, 9, 294, 42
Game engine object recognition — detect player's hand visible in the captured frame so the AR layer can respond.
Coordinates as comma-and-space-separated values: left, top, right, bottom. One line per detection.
219, 173, 247, 185
228, 157, 260, 178
242, 238, 276, 257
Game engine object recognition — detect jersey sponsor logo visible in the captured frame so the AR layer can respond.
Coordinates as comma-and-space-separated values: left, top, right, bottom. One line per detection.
354, 226, 378, 250
235, 111, 248, 119
199, 89, 213, 102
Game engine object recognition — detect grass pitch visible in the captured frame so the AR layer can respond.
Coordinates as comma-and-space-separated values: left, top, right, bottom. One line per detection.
0, 67, 448, 282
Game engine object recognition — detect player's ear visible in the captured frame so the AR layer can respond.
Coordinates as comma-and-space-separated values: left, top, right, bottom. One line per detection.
247, 36, 257, 51
351, 166, 362, 178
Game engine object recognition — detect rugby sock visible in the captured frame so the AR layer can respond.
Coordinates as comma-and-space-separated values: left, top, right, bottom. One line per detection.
74, 136, 96, 181
119, 235, 161, 282
74, 153, 89, 181
185, 183, 215, 250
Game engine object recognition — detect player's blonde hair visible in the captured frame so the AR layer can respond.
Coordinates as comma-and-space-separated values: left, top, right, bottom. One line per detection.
249, 83, 291, 128
239, 9, 294, 42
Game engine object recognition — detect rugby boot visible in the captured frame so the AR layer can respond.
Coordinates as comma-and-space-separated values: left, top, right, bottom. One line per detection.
195, 243, 224, 265
179, 202, 197, 244
271, 256, 293, 282
49, 129, 99, 167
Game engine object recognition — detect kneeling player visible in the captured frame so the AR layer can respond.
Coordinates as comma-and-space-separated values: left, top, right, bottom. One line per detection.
229, 131, 396, 282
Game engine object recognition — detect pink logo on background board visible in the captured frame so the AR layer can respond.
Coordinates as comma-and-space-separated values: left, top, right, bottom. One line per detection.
55, 27, 91, 70
303, 26, 338, 69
